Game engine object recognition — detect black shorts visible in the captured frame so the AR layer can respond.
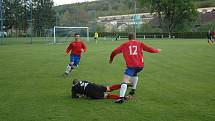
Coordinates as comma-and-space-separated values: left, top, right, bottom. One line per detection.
85, 84, 107, 99
207, 36, 212, 40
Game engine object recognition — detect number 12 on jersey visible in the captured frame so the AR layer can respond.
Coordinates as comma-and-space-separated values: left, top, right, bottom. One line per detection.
129, 45, 138, 55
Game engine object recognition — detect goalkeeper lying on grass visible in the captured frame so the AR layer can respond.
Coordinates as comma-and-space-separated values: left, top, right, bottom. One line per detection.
71, 79, 133, 100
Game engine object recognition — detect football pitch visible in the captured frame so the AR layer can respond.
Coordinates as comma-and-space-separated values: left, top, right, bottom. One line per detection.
0, 38, 214, 121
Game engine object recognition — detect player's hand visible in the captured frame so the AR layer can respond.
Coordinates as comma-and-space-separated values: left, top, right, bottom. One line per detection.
65, 53, 69, 56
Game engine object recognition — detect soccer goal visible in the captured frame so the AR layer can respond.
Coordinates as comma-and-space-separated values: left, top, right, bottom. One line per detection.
53, 26, 89, 44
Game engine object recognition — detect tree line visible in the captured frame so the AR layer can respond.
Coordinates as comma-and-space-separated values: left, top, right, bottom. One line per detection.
2, 0, 55, 37
1, 0, 214, 37
139, 0, 199, 33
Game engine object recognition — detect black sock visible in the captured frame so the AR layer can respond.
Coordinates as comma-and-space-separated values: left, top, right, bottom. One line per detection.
129, 89, 135, 95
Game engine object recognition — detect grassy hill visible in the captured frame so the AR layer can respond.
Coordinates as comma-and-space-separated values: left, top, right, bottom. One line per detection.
195, 0, 215, 8
54, 0, 215, 32
55, 0, 215, 17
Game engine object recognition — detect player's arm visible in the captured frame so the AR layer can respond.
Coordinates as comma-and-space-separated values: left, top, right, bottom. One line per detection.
72, 86, 79, 98
72, 80, 83, 98
141, 42, 161, 53
81, 42, 87, 52
109, 46, 122, 64
66, 43, 73, 55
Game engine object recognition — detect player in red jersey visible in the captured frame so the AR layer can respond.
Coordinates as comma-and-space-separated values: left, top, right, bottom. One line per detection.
109, 33, 161, 103
64, 33, 87, 76
212, 31, 215, 42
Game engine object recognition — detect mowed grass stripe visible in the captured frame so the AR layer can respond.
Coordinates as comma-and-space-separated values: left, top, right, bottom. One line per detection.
0, 38, 214, 121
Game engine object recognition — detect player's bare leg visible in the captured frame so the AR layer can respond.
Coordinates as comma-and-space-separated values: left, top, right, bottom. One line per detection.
208, 38, 214, 47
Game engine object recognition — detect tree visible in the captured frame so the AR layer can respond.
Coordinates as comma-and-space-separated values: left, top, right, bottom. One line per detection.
61, 11, 74, 26
139, 0, 198, 33
33, 0, 55, 36
2, 0, 55, 37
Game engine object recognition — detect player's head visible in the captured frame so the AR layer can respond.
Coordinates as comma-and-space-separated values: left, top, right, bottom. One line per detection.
128, 32, 135, 40
72, 79, 80, 85
74, 33, 80, 40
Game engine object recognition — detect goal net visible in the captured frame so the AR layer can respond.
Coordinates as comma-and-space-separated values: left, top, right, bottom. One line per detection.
53, 26, 89, 44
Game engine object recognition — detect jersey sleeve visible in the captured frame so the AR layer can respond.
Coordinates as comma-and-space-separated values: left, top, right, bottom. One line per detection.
141, 42, 160, 53
81, 42, 87, 52
71, 85, 79, 98
109, 45, 123, 62
66, 43, 73, 54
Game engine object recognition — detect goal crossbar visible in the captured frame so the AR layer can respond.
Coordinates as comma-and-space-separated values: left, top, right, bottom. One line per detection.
53, 26, 89, 44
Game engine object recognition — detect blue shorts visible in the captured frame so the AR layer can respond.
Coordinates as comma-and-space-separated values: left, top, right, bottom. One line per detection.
70, 54, 81, 66
124, 67, 143, 77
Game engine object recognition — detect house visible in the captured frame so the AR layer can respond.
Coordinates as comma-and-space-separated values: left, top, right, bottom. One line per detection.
97, 13, 154, 32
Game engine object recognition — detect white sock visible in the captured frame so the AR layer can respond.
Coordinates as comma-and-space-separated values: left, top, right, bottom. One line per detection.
131, 76, 138, 89
65, 64, 71, 74
119, 83, 127, 98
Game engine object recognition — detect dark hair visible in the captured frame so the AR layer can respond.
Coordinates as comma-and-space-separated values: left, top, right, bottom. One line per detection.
73, 79, 80, 85
74, 33, 80, 36
128, 32, 135, 40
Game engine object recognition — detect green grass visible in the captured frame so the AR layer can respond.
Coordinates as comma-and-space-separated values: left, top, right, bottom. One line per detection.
0, 38, 215, 121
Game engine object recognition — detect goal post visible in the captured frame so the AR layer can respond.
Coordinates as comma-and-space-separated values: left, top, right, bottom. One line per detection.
53, 26, 89, 44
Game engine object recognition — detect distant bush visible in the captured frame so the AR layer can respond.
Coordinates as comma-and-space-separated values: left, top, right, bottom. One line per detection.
195, 1, 215, 8
91, 32, 208, 39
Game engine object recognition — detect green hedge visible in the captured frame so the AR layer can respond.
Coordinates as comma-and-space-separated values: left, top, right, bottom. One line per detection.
90, 32, 208, 39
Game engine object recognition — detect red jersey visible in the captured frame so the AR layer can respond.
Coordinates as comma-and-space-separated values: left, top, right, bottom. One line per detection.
66, 40, 86, 56
110, 40, 160, 67
212, 32, 215, 37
